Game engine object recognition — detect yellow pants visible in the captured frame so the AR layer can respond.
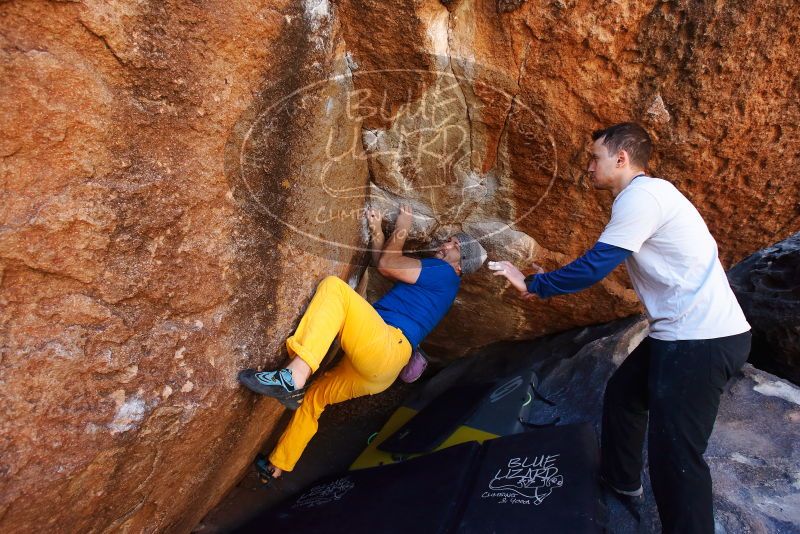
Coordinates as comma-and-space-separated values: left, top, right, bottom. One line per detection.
269, 276, 412, 472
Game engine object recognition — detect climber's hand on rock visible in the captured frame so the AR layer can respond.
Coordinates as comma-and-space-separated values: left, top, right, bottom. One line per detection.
366, 207, 384, 240
394, 203, 413, 238
488, 260, 527, 294
530, 261, 545, 275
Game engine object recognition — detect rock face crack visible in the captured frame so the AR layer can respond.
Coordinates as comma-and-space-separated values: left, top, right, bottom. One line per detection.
493, 39, 531, 177
444, 6, 474, 173
77, 18, 127, 68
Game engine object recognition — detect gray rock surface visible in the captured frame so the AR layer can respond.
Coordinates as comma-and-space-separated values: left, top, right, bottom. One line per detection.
729, 231, 800, 385
709, 365, 800, 533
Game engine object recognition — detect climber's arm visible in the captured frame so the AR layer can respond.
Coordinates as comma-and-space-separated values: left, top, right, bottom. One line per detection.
488, 242, 631, 298
525, 242, 632, 297
377, 204, 421, 284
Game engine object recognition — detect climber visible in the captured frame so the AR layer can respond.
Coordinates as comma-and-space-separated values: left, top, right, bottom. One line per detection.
489, 122, 751, 534
238, 203, 486, 480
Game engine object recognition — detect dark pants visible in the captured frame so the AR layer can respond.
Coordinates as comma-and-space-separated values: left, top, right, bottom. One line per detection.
600, 331, 751, 534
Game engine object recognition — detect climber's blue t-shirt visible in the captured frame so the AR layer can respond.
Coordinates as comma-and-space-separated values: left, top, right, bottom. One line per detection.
373, 258, 461, 348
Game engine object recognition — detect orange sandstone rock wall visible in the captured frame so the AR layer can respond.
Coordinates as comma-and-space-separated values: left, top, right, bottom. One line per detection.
1, 1, 368, 531
344, 0, 799, 356
1, 0, 798, 531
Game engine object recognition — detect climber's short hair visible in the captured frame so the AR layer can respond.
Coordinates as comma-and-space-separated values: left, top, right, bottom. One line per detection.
592, 122, 653, 169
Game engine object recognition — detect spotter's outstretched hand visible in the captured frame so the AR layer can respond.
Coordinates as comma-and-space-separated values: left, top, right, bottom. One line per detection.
489, 260, 540, 300
488, 260, 527, 292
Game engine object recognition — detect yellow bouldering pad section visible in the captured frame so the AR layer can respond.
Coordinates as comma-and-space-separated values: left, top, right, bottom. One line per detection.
350, 407, 498, 470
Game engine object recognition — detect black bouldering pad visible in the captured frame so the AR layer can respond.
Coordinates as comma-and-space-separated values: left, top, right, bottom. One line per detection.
461, 369, 538, 437
377, 382, 494, 454
457, 423, 602, 534
236, 441, 482, 534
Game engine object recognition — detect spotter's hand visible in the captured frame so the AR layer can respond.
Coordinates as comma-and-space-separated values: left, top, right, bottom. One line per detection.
488, 260, 531, 297
530, 261, 545, 276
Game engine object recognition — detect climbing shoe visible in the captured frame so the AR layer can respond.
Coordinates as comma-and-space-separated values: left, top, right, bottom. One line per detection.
399, 348, 429, 383
238, 368, 305, 410
253, 453, 280, 487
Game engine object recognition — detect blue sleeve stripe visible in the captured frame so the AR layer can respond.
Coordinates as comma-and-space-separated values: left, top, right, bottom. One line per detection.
527, 242, 632, 298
